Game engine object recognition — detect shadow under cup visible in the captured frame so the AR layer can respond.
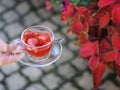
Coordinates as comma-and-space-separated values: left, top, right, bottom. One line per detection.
21, 25, 54, 62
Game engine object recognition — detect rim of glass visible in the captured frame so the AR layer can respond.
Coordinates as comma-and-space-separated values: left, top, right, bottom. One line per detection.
21, 25, 55, 48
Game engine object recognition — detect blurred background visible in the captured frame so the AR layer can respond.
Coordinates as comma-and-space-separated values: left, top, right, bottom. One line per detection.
0, 0, 120, 90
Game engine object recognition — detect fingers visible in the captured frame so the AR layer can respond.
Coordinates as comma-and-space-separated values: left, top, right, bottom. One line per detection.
15, 53, 25, 60
8, 43, 23, 53
0, 40, 25, 66
0, 39, 8, 52
0, 53, 24, 66
7, 53, 24, 65
0, 54, 9, 66
0, 54, 16, 66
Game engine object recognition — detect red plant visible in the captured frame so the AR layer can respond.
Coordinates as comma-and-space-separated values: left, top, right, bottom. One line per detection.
46, 0, 120, 89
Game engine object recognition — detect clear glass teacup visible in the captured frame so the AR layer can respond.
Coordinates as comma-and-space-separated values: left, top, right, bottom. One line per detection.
12, 25, 63, 67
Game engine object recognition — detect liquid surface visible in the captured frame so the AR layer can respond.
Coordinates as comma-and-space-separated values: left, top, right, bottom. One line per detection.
23, 30, 53, 58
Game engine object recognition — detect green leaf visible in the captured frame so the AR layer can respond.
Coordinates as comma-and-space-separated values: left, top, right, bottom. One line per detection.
50, 0, 62, 11
71, 0, 80, 4
80, 0, 91, 6
85, 0, 91, 3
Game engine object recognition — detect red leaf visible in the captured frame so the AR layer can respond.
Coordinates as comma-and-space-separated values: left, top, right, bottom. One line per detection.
78, 32, 88, 45
61, 3, 75, 24
108, 26, 118, 40
99, 12, 110, 28
112, 4, 120, 26
71, 20, 83, 35
92, 41, 99, 54
67, 3, 76, 12
100, 39, 112, 53
93, 62, 106, 90
89, 18, 97, 27
103, 51, 117, 62
95, 10, 105, 19
115, 52, 120, 66
112, 34, 120, 50
98, 0, 116, 7
115, 63, 120, 78
79, 42, 93, 58
79, 41, 98, 58
89, 55, 99, 71
77, 6, 88, 15
99, 4, 115, 12
61, 12, 72, 24
82, 20, 89, 32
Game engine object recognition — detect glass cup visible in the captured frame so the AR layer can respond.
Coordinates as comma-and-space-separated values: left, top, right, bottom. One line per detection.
12, 25, 63, 67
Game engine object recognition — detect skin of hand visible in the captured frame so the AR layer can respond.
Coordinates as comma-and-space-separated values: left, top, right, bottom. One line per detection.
0, 39, 24, 66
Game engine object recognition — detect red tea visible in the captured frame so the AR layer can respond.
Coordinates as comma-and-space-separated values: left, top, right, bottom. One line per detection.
23, 30, 53, 58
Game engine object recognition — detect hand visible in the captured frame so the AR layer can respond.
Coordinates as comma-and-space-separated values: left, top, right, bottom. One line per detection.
0, 39, 24, 66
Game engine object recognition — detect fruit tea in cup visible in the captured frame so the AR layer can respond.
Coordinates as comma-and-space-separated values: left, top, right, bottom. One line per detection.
21, 26, 54, 59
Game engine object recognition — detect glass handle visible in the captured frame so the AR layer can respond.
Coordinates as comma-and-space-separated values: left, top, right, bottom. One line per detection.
51, 38, 63, 56
53, 37, 64, 42
10, 39, 24, 52
12, 39, 21, 45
